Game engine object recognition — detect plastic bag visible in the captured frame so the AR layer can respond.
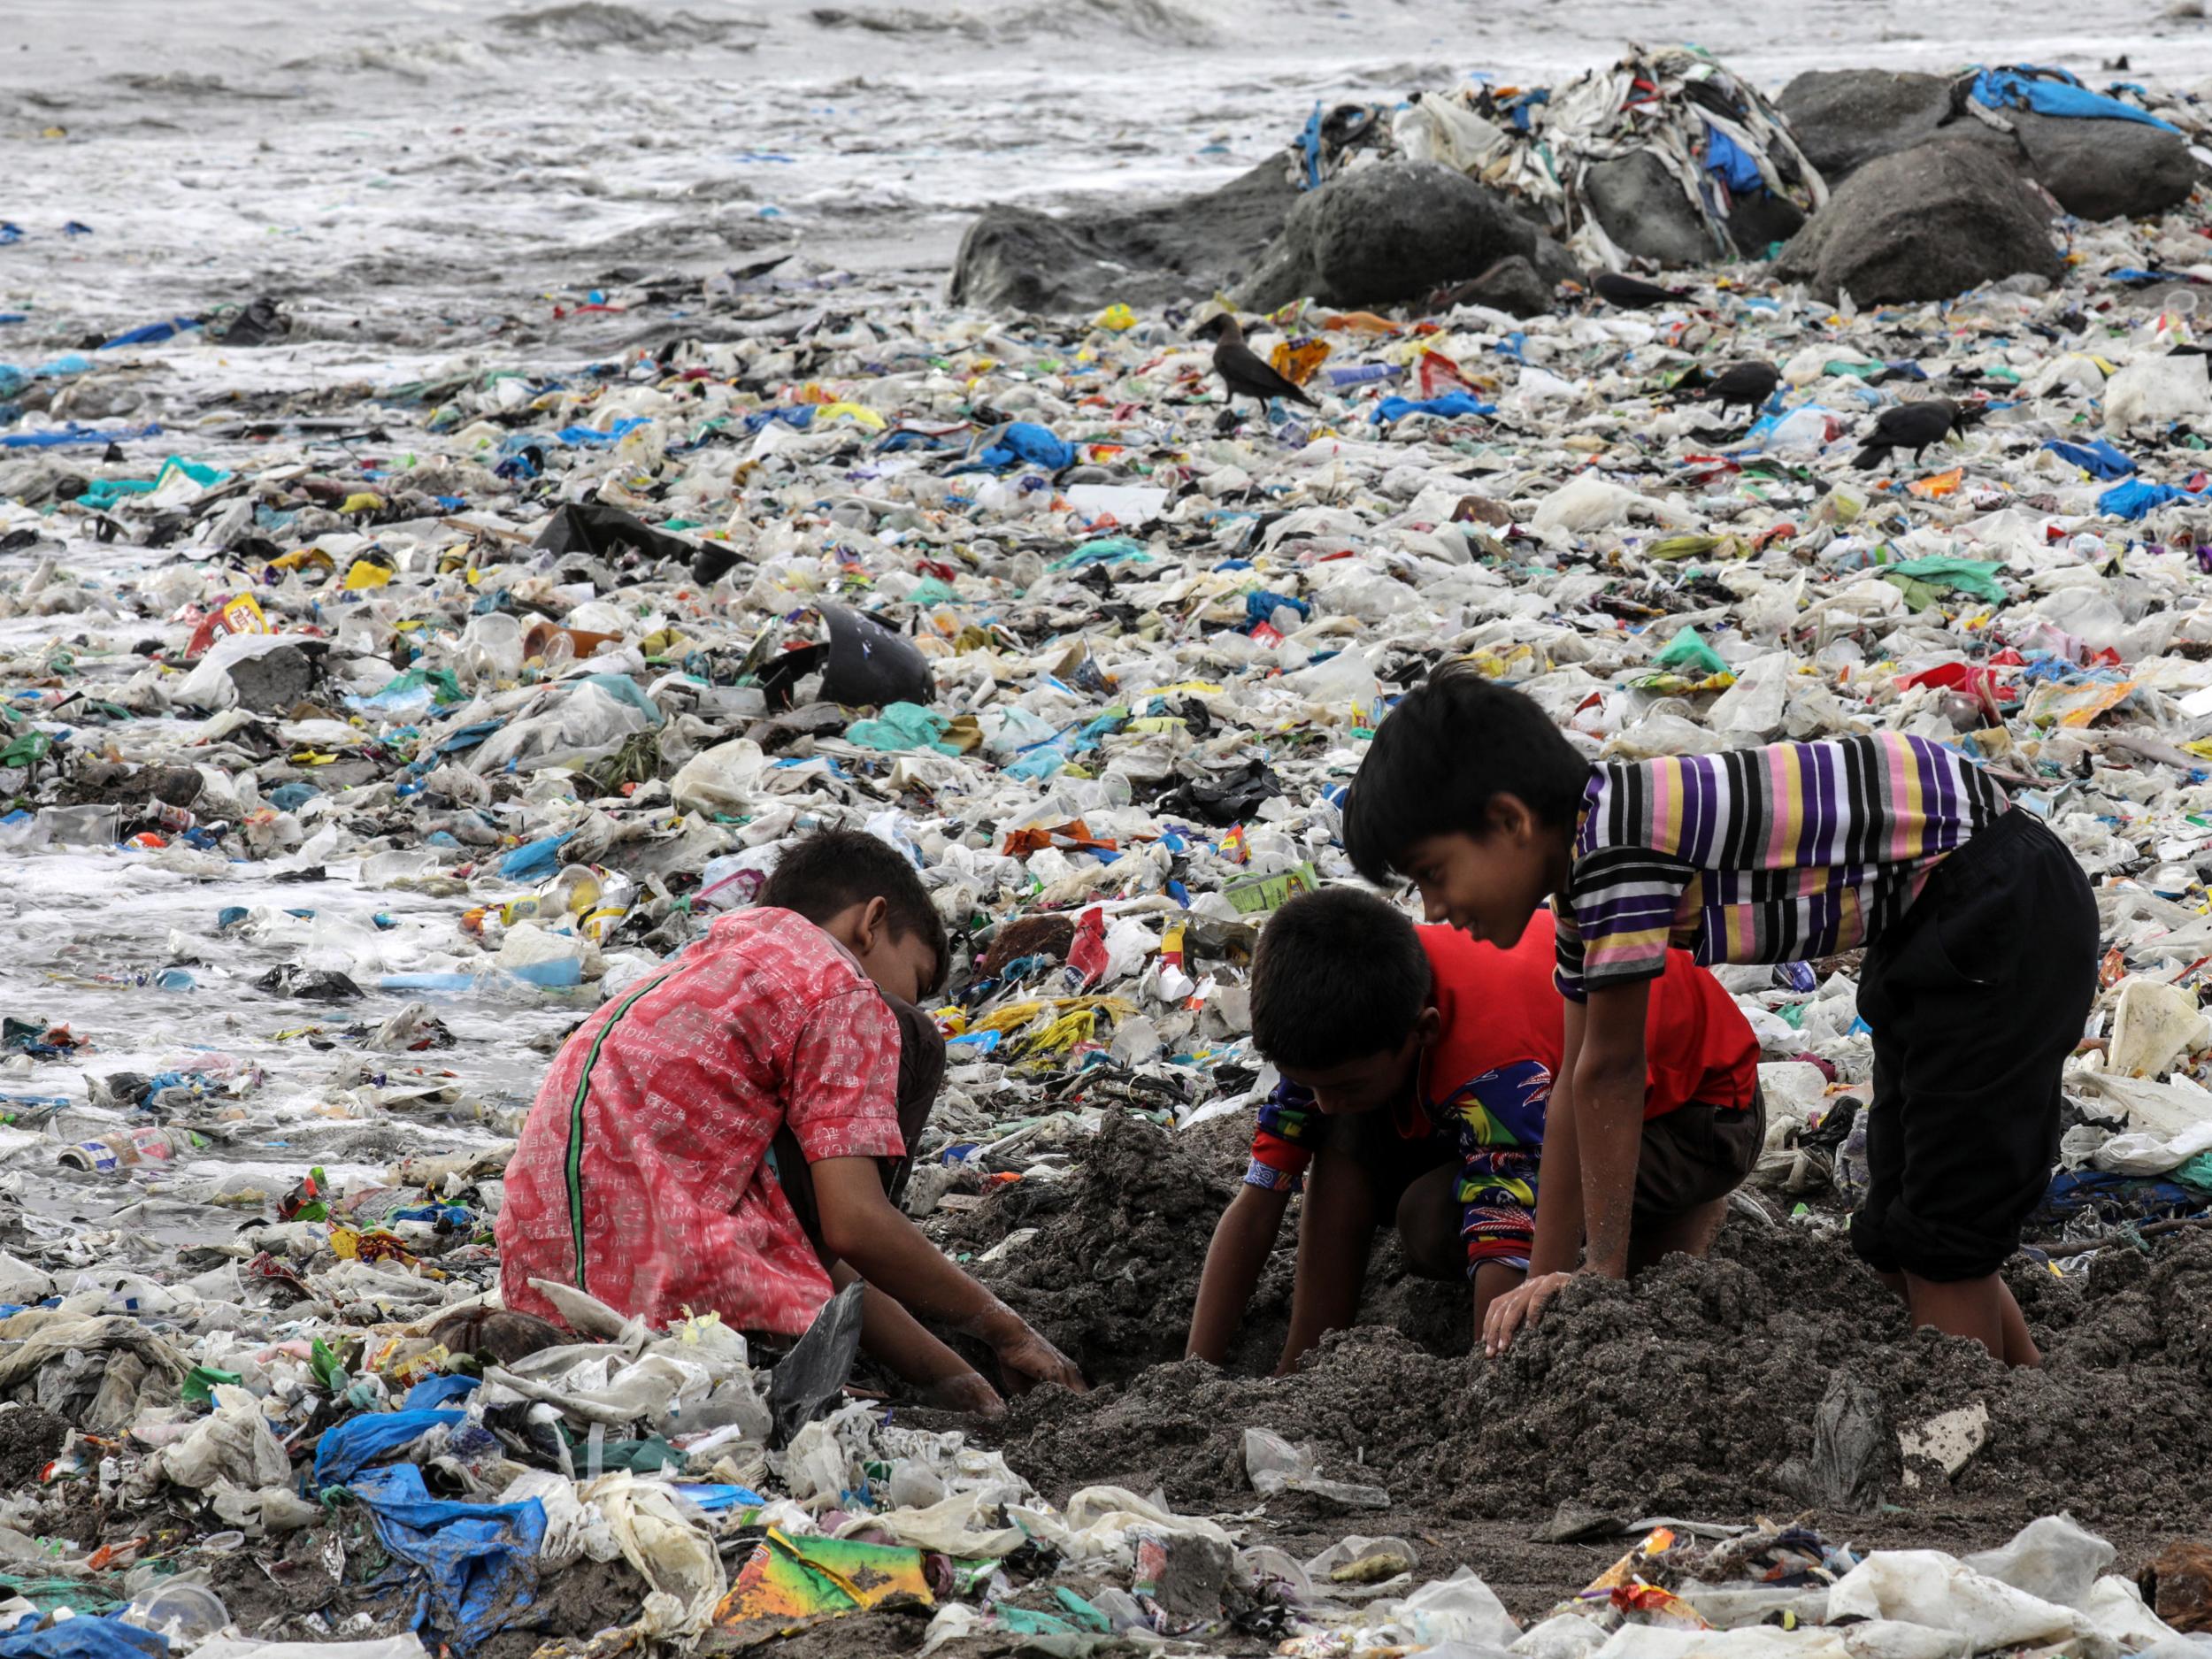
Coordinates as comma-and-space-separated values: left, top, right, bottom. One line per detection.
1244, 1428, 1393, 1510
767, 1281, 865, 1448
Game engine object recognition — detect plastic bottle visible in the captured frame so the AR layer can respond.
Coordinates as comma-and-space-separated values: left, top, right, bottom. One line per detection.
36, 804, 119, 846
1325, 363, 1400, 388
59, 1127, 203, 1173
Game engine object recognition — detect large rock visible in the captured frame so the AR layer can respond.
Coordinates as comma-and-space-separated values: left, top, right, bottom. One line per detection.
1233, 160, 1571, 311
1770, 137, 2061, 303
1780, 69, 2200, 221
1585, 151, 1717, 265
948, 160, 1297, 315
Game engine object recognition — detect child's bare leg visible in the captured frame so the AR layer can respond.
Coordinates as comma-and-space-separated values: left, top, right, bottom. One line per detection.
1902, 1271, 2034, 1364
1996, 1280, 2041, 1368
1394, 1164, 1464, 1280
1625, 1194, 1730, 1273
1900, 1271, 2039, 1367
1277, 1148, 1378, 1375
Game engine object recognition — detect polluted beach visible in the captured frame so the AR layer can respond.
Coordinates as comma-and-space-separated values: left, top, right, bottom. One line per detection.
12, 0, 2212, 1655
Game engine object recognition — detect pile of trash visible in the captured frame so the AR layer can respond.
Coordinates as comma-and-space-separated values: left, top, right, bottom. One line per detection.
14, 27, 2212, 1658
1307, 44, 1831, 267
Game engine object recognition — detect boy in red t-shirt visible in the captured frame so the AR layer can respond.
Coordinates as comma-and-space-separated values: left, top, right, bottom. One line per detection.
497, 829, 1082, 1415
1187, 887, 1761, 1372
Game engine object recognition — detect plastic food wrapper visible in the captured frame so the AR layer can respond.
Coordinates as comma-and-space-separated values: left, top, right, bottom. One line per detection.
714, 1529, 933, 1644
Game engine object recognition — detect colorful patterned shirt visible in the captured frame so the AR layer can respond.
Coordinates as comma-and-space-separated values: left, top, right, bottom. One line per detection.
1555, 733, 2008, 1001
496, 907, 904, 1336
1248, 915, 1758, 1271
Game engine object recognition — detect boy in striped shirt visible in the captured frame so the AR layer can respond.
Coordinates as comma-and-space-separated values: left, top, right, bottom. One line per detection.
1343, 665, 2098, 1366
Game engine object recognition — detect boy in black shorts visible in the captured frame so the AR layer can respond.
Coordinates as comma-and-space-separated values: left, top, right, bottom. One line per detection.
1342, 666, 2098, 1364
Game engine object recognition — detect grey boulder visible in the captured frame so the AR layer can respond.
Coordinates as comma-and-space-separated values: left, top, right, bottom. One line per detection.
1771, 137, 2062, 303
1440, 255, 1557, 318
1780, 68, 2200, 221
947, 160, 1296, 315
1233, 160, 1571, 311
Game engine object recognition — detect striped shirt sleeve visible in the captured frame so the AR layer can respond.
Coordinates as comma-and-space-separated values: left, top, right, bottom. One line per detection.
1557, 848, 1695, 1002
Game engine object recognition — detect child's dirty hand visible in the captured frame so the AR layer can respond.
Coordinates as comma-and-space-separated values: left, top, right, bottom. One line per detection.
1483, 1271, 1573, 1356
995, 1326, 1089, 1394
924, 1370, 1008, 1418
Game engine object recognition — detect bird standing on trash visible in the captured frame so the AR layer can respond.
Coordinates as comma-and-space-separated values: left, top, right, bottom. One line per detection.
1195, 314, 1319, 425
1590, 271, 1688, 310
1700, 360, 1780, 419
1850, 398, 1967, 469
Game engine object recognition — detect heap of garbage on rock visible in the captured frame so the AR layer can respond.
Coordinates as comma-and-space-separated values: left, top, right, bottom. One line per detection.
4, 35, 2212, 1659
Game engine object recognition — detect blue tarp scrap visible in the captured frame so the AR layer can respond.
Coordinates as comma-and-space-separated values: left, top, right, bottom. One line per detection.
1969, 65, 2181, 132
0, 423, 162, 449
0, 1616, 166, 1659
956, 420, 1075, 473
1701, 123, 1765, 195
554, 417, 650, 447
345, 1463, 546, 1654
497, 830, 576, 882
314, 1407, 467, 1488
2044, 437, 2136, 480
403, 1373, 482, 1410
1370, 392, 1496, 423
1297, 102, 1325, 188
2098, 478, 2202, 520
99, 316, 200, 349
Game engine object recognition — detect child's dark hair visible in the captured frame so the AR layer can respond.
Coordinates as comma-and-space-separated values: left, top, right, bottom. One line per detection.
761, 828, 949, 995
1342, 664, 1590, 886
1250, 887, 1431, 1071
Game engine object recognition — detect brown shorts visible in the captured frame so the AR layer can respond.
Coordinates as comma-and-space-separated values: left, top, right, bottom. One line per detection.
1633, 1087, 1765, 1225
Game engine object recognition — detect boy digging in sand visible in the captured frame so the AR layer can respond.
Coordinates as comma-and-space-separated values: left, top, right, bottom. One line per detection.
496, 827, 1084, 1414
1186, 886, 1760, 1371
1343, 666, 2097, 1366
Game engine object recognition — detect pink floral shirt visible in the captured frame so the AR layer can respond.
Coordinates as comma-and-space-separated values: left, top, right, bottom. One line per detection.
496, 907, 902, 1335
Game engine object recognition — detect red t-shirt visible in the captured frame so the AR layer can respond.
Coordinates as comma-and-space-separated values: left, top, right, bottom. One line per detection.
1423, 910, 1756, 1118
496, 907, 906, 1336
1248, 909, 1758, 1190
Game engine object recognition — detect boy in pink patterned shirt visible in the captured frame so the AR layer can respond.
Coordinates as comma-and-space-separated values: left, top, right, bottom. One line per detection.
498, 829, 1082, 1414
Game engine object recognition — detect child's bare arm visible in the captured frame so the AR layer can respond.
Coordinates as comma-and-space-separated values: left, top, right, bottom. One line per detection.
1188, 1185, 1292, 1364
1572, 979, 1654, 1278
1276, 1148, 1379, 1375
826, 1260, 1003, 1414
812, 1156, 1087, 1394
1528, 1001, 1588, 1279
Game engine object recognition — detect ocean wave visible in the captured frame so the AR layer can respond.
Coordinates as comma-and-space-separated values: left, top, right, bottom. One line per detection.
808, 0, 1217, 47
493, 2, 764, 50
278, 37, 503, 80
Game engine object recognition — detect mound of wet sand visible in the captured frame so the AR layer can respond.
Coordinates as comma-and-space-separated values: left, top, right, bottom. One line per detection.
936, 1108, 1477, 1386
964, 1118, 2212, 1549
998, 1224, 2212, 1544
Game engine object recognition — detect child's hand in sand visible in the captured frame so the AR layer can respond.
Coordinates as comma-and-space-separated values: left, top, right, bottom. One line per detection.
1483, 1271, 1573, 1356
993, 1324, 1088, 1394
924, 1370, 1008, 1417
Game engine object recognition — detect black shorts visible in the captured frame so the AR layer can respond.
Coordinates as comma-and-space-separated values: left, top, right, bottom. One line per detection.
1851, 809, 2098, 1282
1635, 1090, 1765, 1225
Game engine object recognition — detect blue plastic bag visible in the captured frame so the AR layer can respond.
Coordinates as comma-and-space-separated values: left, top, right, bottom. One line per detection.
1970, 65, 2180, 131
315, 1407, 467, 1487
966, 420, 1074, 472
2044, 437, 2135, 479
1702, 123, 1765, 194
2098, 478, 2200, 519
346, 1463, 546, 1653
1370, 392, 1495, 423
